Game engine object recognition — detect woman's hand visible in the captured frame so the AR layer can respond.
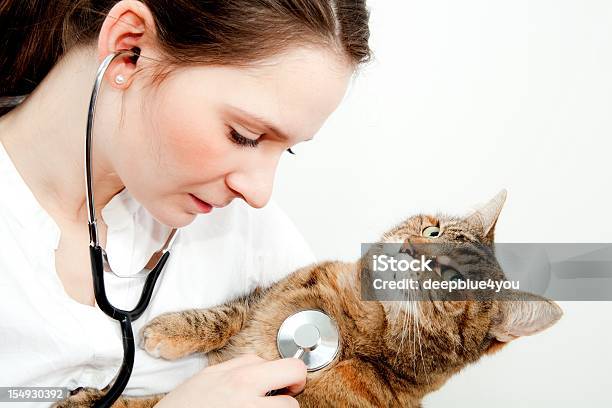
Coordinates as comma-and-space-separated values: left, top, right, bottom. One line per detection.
155, 354, 307, 407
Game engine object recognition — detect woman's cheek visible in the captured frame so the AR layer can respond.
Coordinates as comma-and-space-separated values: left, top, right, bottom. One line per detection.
148, 97, 233, 183
164, 126, 232, 182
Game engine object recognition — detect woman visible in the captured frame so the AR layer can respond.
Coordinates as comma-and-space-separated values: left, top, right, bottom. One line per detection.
0, 0, 370, 406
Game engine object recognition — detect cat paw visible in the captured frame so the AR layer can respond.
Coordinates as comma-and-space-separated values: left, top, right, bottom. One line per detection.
52, 387, 104, 408
139, 313, 196, 360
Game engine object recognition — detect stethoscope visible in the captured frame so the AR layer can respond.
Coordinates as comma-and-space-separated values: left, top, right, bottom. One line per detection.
85, 50, 340, 407
276, 310, 340, 371
85, 50, 179, 407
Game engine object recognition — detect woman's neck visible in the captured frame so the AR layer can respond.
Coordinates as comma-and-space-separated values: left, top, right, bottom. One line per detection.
0, 45, 125, 225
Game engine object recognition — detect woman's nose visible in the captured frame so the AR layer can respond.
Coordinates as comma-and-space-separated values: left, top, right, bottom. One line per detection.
226, 159, 279, 209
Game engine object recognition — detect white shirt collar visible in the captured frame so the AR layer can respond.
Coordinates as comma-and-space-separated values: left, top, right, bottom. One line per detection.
101, 187, 140, 231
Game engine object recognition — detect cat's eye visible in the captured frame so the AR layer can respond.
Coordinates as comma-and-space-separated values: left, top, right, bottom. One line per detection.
441, 267, 464, 282
422, 226, 441, 238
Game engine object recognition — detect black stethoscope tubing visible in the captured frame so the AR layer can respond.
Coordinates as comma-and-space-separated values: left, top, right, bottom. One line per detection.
89, 246, 170, 407
85, 50, 176, 407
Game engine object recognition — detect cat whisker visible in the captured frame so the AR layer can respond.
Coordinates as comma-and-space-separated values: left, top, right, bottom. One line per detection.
409, 294, 416, 377
415, 301, 431, 385
393, 296, 410, 368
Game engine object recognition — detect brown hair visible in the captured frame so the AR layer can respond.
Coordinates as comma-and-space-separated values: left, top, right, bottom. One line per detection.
0, 0, 371, 116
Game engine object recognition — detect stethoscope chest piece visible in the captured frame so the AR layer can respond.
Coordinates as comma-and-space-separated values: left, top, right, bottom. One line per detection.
276, 309, 340, 372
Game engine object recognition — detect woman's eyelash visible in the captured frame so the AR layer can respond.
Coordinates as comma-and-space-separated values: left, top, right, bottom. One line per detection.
229, 128, 259, 148
229, 127, 297, 155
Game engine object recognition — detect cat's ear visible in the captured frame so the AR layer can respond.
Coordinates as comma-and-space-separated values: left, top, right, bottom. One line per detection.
464, 189, 507, 245
490, 291, 563, 342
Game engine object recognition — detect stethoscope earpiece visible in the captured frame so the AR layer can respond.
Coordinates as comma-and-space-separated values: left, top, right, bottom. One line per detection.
128, 47, 141, 64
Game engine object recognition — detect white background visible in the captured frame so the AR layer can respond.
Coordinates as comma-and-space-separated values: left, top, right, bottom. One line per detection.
273, 0, 612, 406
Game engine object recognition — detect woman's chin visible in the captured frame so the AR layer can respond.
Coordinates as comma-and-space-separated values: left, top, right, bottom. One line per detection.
148, 205, 198, 229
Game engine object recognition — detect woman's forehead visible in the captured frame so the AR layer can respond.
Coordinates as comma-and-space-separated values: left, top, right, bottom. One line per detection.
162, 47, 353, 144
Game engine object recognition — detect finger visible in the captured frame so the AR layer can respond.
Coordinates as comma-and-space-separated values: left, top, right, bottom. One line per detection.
259, 395, 300, 408
205, 354, 266, 373
245, 358, 307, 396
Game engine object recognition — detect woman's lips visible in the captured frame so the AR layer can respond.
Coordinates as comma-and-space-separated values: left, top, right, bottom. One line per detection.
189, 194, 213, 214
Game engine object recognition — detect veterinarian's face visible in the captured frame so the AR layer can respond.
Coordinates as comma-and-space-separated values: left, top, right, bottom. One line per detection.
111, 46, 352, 227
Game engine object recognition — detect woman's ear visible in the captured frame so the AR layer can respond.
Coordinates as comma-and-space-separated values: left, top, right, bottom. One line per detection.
96, 0, 158, 88
490, 291, 563, 342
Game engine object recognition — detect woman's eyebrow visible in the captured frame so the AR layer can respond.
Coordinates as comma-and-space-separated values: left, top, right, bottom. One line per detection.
227, 105, 313, 142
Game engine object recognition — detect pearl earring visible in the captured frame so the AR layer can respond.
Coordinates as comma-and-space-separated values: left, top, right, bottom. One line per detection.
114, 74, 126, 85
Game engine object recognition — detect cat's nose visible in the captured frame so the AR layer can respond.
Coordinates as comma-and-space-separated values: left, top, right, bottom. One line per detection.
401, 236, 435, 257
400, 238, 417, 257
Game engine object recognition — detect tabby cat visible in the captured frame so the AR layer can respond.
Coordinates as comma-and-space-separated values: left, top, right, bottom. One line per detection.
57, 190, 562, 407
